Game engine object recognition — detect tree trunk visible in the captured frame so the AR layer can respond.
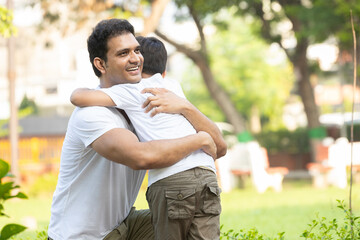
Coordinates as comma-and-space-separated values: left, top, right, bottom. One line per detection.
7, 0, 20, 184
292, 38, 321, 162
250, 105, 261, 133
141, 0, 170, 36
195, 59, 246, 133
292, 38, 320, 129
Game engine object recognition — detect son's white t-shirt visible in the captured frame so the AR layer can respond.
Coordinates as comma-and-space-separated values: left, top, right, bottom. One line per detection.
101, 74, 216, 186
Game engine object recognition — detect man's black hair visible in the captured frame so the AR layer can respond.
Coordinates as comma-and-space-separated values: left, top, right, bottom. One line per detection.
87, 19, 135, 77
136, 36, 167, 75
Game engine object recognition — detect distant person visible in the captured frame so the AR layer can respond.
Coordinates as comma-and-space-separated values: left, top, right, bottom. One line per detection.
70, 36, 226, 239
48, 18, 226, 240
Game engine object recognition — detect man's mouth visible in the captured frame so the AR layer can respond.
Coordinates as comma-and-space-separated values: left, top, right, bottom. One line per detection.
127, 66, 139, 72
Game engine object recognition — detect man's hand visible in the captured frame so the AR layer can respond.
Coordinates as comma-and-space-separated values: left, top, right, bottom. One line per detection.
141, 88, 189, 117
198, 131, 217, 160
142, 87, 227, 159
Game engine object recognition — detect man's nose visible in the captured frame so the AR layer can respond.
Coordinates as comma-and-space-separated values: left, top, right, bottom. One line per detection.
129, 51, 140, 63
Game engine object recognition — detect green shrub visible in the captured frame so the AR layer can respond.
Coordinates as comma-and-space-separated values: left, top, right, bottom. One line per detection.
220, 200, 359, 240
27, 173, 58, 197
254, 128, 310, 154
14, 228, 48, 240
346, 124, 360, 142
301, 200, 360, 239
0, 159, 28, 240
220, 226, 285, 240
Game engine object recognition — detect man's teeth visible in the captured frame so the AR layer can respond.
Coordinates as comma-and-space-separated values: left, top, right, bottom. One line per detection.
128, 66, 138, 71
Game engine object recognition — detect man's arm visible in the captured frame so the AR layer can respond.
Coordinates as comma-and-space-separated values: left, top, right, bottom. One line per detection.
91, 128, 217, 170
141, 88, 227, 158
70, 88, 115, 107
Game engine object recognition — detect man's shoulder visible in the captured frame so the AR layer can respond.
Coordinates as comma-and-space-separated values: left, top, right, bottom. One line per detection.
74, 106, 123, 117
64, 107, 133, 148
74, 106, 114, 114
71, 107, 129, 126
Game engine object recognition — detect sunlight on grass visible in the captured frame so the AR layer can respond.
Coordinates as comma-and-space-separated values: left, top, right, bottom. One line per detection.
1, 177, 360, 239
0, 197, 52, 239
219, 180, 360, 239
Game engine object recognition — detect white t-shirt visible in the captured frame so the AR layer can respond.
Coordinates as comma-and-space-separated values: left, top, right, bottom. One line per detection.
101, 74, 216, 186
48, 106, 146, 240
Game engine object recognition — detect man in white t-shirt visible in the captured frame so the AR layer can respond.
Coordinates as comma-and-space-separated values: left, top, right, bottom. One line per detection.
70, 36, 226, 239
48, 19, 226, 240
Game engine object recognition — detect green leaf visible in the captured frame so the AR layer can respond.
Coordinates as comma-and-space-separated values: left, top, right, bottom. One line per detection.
14, 192, 28, 199
0, 224, 26, 240
0, 160, 9, 179
0, 204, 5, 217
0, 182, 14, 198
0, 213, 9, 218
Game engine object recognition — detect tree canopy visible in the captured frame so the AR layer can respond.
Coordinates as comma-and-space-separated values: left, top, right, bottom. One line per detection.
232, 0, 360, 129
0, 5, 16, 38
182, 13, 293, 130
34, 0, 360, 133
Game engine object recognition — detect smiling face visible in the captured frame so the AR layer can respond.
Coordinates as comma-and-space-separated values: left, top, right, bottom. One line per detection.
99, 33, 144, 88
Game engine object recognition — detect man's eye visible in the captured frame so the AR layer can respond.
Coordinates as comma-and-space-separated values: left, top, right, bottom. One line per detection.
119, 51, 128, 56
135, 49, 140, 53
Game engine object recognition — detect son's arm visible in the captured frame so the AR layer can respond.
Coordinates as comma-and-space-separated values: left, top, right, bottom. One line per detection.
70, 88, 115, 107
142, 88, 227, 158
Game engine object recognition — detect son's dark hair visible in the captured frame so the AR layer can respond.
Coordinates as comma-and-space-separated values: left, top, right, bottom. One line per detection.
136, 36, 167, 75
87, 19, 135, 77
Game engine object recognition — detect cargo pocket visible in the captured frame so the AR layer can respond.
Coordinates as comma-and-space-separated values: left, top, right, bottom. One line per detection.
202, 185, 222, 215
165, 189, 196, 220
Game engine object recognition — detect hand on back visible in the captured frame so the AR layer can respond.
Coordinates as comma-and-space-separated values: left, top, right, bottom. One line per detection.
142, 88, 189, 117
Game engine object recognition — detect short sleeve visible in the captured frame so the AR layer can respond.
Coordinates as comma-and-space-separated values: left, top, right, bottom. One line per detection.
100, 84, 141, 110
70, 106, 129, 148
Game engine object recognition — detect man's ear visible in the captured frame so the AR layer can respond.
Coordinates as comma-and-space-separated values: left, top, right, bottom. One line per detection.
94, 57, 106, 74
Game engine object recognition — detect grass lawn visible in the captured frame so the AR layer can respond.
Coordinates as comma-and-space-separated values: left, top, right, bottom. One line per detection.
219, 180, 360, 239
0, 196, 52, 239
1, 179, 359, 239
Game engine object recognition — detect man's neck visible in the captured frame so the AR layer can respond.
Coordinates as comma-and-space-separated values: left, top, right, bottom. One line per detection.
99, 77, 110, 88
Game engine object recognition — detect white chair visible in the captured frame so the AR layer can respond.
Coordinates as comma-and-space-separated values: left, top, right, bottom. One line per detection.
308, 137, 349, 189
246, 142, 288, 193
217, 143, 251, 192
327, 137, 348, 189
